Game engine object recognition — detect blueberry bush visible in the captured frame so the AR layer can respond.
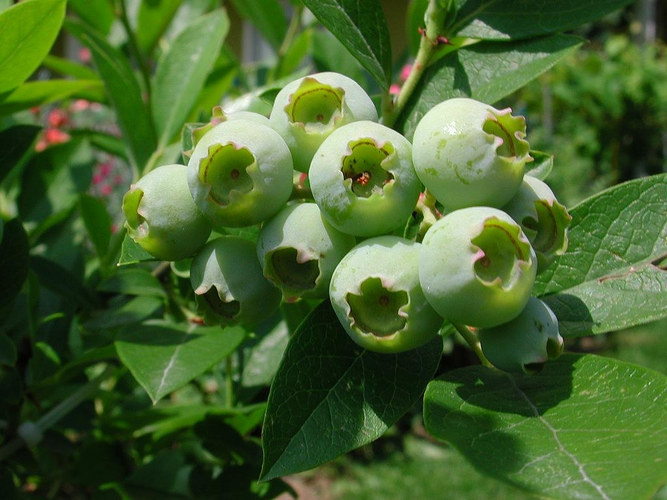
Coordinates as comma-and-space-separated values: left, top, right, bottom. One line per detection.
0, 0, 665, 498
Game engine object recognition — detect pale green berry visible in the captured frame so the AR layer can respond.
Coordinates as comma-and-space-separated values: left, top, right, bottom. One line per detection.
419, 206, 537, 328
329, 236, 443, 353
269, 72, 378, 172
122, 164, 211, 261
412, 97, 531, 210
479, 297, 564, 374
256, 201, 356, 302
309, 121, 422, 237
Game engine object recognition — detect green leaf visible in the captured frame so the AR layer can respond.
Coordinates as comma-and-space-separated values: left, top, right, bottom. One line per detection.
302, 0, 392, 89
84, 295, 164, 331
97, 267, 166, 297
30, 256, 98, 309
0, 124, 40, 185
115, 320, 247, 403
525, 150, 553, 180
66, 19, 157, 170
42, 54, 99, 80
452, 0, 635, 40
78, 194, 111, 259
260, 301, 443, 481
0, 219, 29, 308
0, 0, 66, 93
136, 0, 183, 57
0, 80, 105, 116
397, 34, 582, 139
68, 0, 114, 35
535, 174, 667, 336
118, 232, 157, 265
229, 0, 287, 51
423, 353, 667, 499
152, 9, 229, 148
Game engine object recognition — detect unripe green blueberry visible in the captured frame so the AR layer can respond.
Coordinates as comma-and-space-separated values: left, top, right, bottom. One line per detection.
122, 164, 211, 261
329, 236, 443, 353
257, 202, 356, 302
478, 297, 564, 374
269, 72, 378, 173
187, 118, 294, 229
412, 97, 531, 210
190, 236, 281, 326
502, 175, 571, 271
419, 207, 537, 328
309, 121, 422, 237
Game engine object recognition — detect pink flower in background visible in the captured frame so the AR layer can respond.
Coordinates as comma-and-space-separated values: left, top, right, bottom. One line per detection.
47, 108, 69, 128
78, 47, 91, 64
35, 128, 71, 151
389, 84, 401, 95
400, 64, 412, 82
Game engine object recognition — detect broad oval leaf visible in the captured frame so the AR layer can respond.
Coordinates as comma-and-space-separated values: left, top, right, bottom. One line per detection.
115, 320, 247, 403
0, 80, 105, 116
423, 353, 667, 499
260, 300, 443, 481
152, 9, 229, 148
136, 0, 182, 57
396, 34, 582, 139
536, 174, 667, 336
0, 0, 66, 93
302, 0, 392, 89
452, 0, 635, 40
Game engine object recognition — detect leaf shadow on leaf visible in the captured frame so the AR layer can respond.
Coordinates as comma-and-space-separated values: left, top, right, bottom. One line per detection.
542, 292, 597, 338
115, 325, 203, 347
425, 355, 577, 489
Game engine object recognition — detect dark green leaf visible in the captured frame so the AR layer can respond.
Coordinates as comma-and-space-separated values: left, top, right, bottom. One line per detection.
152, 9, 229, 148
136, 0, 182, 57
66, 19, 157, 169
84, 295, 164, 331
397, 34, 582, 139
30, 256, 98, 309
311, 30, 366, 84
0, 219, 29, 308
260, 301, 443, 480
0, 80, 105, 116
42, 55, 99, 80
68, 0, 114, 35
0, 125, 40, 185
423, 353, 667, 499
97, 267, 166, 297
525, 150, 553, 180
229, 0, 287, 50
115, 320, 247, 403
118, 232, 157, 265
536, 174, 667, 335
0, 0, 66, 93
78, 194, 111, 258
453, 0, 635, 40
302, 0, 392, 88
0, 334, 16, 366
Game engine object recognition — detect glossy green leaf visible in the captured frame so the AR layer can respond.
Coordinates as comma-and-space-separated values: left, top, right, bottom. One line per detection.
0, 0, 66, 93
66, 19, 157, 170
229, 0, 287, 50
526, 150, 553, 180
152, 9, 229, 148
78, 194, 111, 259
84, 295, 163, 331
423, 353, 667, 499
118, 232, 157, 265
0, 219, 29, 308
0, 125, 40, 184
67, 0, 114, 35
136, 0, 182, 56
0, 80, 105, 116
452, 0, 635, 40
115, 320, 247, 403
397, 34, 582, 139
535, 174, 667, 336
260, 301, 443, 481
302, 0, 392, 88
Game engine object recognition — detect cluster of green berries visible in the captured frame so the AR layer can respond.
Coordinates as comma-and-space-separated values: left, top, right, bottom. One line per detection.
122, 71, 572, 374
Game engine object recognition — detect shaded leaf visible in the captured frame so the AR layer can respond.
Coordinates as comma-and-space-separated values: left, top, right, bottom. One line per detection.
230, 0, 287, 50
536, 174, 667, 335
42, 54, 99, 80
302, 0, 392, 88
260, 301, 442, 480
136, 0, 182, 57
397, 34, 582, 139
423, 353, 667, 499
97, 267, 166, 297
0, 219, 29, 308
0, 0, 66, 93
115, 320, 246, 403
453, 0, 635, 40
118, 232, 157, 265
0, 124, 40, 185
83, 295, 164, 331
66, 19, 157, 169
67, 0, 114, 35
0, 80, 105, 116
30, 256, 98, 309
526, 150, 553, 180
78, 194, 111, 258
152, 9, 229, 148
